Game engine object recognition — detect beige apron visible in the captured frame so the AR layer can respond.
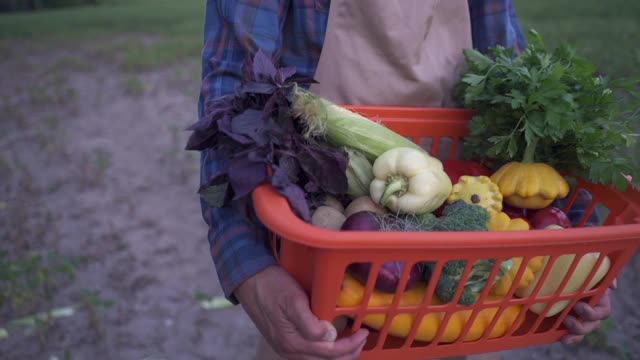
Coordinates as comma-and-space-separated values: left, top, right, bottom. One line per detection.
309, 0, 473, 108
256, 1, 474, 359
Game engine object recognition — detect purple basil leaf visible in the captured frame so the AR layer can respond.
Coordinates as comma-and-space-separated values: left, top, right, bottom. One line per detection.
185, 127, 218, 151
231, 109, 269, 146
275, 182, 311, 221
277, 153, 300, 182
287, 74, 318, 84
218, 114, 253, 145
271, 165, 290, 188
304, 181, 320, 193
295, 140, 349, 194
228, 155, 268, 200
276, 67, 297, 85
241, 55, 255, 83
241, 82, 277, 95
248, 148, 269, 163
252, 49, 277, 82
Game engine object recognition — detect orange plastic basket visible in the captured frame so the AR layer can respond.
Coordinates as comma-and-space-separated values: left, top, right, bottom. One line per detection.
251, 106, 640, 359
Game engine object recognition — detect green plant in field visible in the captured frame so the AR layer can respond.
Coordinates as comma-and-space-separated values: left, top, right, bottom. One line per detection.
0, 251, 81, 344
0, 251, 81, 311
124, 75, 145, 96
581, 318, 635, 359
0, 251, 114, 343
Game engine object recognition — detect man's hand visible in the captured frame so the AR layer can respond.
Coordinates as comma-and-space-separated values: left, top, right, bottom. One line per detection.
560, 279, 617, 345
235, 265, 369, 360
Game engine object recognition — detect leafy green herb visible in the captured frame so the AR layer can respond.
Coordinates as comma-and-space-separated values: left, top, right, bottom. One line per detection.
456, 29, 640, 190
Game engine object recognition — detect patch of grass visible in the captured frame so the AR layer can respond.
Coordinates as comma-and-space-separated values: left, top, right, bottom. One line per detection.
0, 0, 204, 69
124, 75, 145, 96
46, 56, 95, 73
0, 251, 81, 314
513, 0, 640, 80
120, 35, 201, 71
0, 0, 204, 39
580, 318, 635, 360
26, 74, 77, 106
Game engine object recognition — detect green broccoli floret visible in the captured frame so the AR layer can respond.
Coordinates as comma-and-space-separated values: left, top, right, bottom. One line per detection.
423, 258, 513, 305
436, 200, 491, 231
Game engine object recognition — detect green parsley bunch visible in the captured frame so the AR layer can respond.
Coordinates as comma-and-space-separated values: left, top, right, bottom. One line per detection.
456, 29, 639, 190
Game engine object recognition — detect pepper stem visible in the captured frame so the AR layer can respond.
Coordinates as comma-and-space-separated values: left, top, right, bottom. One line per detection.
379, 177, 407, 206
522, 138, 539, 163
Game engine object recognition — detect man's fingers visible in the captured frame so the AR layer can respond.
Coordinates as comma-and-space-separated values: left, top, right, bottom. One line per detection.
563, 315, 601, 336
574, 290, 612, 322
560, 334, 584, 345
297, 328, 369, 359
335, 337, 368, 360
287, 295, 335, 341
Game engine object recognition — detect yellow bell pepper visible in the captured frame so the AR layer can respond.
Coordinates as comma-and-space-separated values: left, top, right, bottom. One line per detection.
337, 274, 523, 343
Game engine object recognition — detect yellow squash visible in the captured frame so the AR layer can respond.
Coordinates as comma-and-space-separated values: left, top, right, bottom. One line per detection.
515, 253, 611, 317
447, 175, 503, 213
490, 256, 545, 296
490, 162, 569, 209
337, 274, 522, 343
488, 211, 530, 231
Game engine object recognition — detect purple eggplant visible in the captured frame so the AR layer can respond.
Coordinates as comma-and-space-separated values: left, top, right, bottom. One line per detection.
348, 261, 423, 293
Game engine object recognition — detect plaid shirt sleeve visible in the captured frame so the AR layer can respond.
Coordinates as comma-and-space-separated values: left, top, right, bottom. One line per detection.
198, 0, 292, 304
469, 0, 526, 54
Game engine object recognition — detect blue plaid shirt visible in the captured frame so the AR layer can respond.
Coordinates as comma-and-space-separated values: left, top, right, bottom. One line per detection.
198, 0, 527, 303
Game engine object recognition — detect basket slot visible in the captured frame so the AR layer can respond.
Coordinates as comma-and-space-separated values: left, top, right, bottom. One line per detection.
373, 260, 424, 349
403, 260, 444, 348
547, 251, 613, 332
269, 233, 281, 260
511, 253, 561, 334
530, 255, 581, 330
434, 137, 452, 161
450, 257, 508, 344
418, 137, 432, 153
426, 258, 480, 345
501, 256, 542, 338
575, 197, 598, 228
448, 137, 461, 160
454, 137, 466, 160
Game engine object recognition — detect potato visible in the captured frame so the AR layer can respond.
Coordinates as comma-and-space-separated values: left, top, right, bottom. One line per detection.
323, 195, 345, 213
344, 196, 386, 218
311, 206, 346, 230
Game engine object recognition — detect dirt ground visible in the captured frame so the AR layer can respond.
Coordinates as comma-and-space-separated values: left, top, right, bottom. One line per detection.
1, 41, 638, 360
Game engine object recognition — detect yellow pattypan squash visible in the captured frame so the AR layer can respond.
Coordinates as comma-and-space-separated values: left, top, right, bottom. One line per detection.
490, 162, 570, 209
488, 211, 530, 231
491, 256, 545, 296
447, 175, 503, 213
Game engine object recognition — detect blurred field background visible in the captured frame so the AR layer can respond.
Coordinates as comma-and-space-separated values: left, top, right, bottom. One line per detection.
0, 0, 638, 359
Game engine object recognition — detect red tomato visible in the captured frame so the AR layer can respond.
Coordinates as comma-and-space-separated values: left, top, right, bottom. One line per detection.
527, 206, 572, 229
